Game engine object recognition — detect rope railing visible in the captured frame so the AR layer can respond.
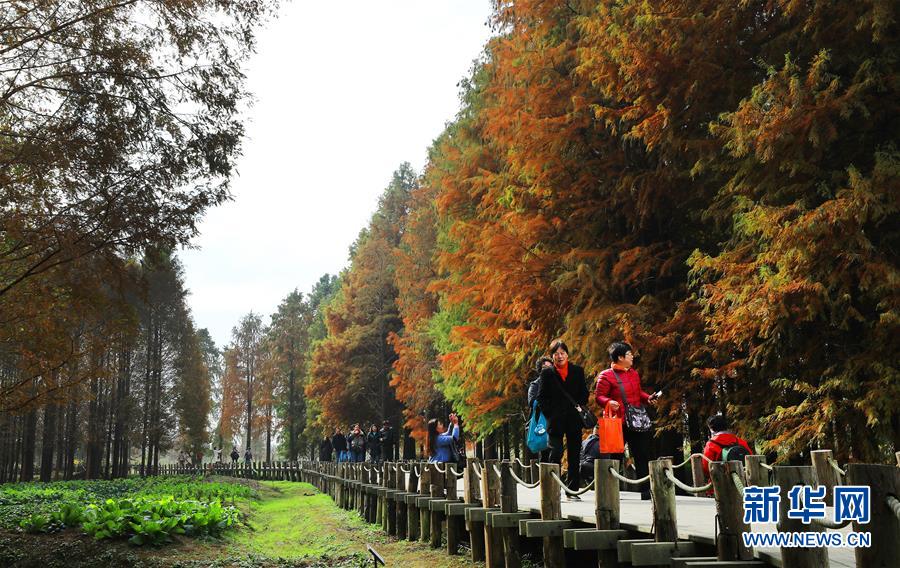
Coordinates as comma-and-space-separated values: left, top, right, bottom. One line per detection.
731, 471, 745, 496
549, 471, 593, 496
514, 457, 531, 469
827, 457, 846, 477
664, 468, 712, 494
671, 452, 712, 470
472, 462, 483, 480
433, 462, 447, 474
414, 466, 421, 478
887, 495, 900, 521
399, 465, 411, 474
811, 517, 853, 530
608, 466, 650, 485
760, 462, 774, 471
508, 467, 540, 489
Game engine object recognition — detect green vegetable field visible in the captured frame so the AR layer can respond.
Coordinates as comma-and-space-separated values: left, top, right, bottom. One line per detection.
0, 476, 477, 567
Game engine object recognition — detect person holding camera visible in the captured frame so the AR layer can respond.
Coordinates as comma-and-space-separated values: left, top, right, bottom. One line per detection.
537, 339, 589, 500
427, 412, 460, 463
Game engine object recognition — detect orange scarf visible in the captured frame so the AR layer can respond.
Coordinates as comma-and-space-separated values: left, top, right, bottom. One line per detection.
556, 362, 569, 381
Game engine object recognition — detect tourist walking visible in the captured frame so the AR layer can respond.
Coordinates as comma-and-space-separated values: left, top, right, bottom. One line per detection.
243, 447, 252, 464
230, 447, 239, 464
594, 341, 658, 499
537, 339, 590, 500
427, 413, 460, 463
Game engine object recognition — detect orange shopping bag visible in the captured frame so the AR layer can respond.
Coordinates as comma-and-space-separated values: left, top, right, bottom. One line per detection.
598, 402, 624, 454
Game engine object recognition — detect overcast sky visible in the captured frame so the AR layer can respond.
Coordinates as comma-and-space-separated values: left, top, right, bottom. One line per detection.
180, 1, 494, 348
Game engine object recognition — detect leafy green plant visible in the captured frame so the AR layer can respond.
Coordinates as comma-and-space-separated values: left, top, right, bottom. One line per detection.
18, 513, 50, 534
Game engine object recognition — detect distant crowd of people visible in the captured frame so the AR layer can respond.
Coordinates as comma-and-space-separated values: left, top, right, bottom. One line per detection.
321, 420, 398, 463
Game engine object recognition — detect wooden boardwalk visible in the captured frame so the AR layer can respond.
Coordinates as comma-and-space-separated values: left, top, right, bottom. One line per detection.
149, 454, 899, 567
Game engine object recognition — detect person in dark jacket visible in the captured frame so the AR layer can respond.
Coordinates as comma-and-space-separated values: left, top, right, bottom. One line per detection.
348, 424, 366, 462
527, 356, 553, 462
594, 341, 658, 498
319, 436, 333, 462
230, 447, 239, 464
331, 427, 347, 463
367, 424, 381, 463
537, 339, 589, 499
579, 426, 601, 483
379, 420, 395, 461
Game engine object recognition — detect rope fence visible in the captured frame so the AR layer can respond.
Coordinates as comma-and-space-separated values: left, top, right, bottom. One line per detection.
664, 468, 712, 494
549, 470, 593, 496
508, 467, 540, 489
827, 457, 847, 477
608, 466, 650, 485
671, 452, 712, 470
472, 462, 483, 480
433, 463, 447, 474
731, 471, 745, 496
887, 495, 900, 521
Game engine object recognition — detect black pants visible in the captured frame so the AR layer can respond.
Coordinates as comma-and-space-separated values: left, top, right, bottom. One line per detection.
548, 426, 582, 490
624, 428, 653, 492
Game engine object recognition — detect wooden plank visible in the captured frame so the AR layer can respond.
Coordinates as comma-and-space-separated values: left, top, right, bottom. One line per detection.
617, 538, 655, 563
682, 562, 767, 567
445, 502, 477, 516
630, 541, 697, 566
522, 519, 573, 538
486, 511, 532, 528
670, 557, 718, 568
563, 528, 596, 548
566, 529, 629, 551
428, 498, 455, 512
465, 506, 500, 523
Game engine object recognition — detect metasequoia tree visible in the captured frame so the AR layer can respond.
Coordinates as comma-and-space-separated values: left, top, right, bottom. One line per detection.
307, 166, 414, 429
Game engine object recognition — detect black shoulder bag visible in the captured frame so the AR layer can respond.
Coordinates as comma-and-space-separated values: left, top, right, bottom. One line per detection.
557, 379, 597, 429
612, 370, 651, 432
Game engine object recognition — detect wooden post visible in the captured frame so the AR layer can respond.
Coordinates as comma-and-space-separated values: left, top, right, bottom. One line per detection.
499, 461, 522, 568
847, 463, 900, 567
420, 463, 432, 543
375, 462, 384, 528
446, 463, 463, 555
539, 462, 564, 568
387, 463, 398, 536
649, 458, 678, 542
429, 463, 445, 548
810, 449, 840, 506
395, 462, 407, 539
407, 462, 420, 541
745, 455, 770, 487
709, 461, 753, 561
466, 459, 486, 562
482, 459, 504, 568
690, 454, 707, 495
595, 458, 620, 568
774, 466, 828, 568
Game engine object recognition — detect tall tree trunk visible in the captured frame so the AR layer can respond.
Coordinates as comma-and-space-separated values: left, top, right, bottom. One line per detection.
39, 403, 57, 482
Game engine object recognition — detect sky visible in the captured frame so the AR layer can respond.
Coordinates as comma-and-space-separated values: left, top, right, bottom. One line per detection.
180, 1, 495, 348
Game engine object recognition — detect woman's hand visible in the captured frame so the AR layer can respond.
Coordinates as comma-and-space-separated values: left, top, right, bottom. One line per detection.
449, 412, 459, 425
607, 400, 620, 411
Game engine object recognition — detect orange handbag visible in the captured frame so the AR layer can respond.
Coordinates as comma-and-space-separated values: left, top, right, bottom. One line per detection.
598, 402, 625, 454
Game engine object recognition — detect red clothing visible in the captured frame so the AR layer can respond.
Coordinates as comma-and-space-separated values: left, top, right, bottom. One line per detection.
594, 366, 651, 409
702, 432, 753, 478
556, 362, 569, 381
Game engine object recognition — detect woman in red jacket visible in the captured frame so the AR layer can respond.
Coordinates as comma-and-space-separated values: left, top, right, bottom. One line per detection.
594, 342, 658, 497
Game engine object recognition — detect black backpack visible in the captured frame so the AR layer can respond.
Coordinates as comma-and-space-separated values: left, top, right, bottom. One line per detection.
711, 439, 751, 463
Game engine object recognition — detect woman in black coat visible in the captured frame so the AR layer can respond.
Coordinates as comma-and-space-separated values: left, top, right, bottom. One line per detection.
537, 339, 589, 499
